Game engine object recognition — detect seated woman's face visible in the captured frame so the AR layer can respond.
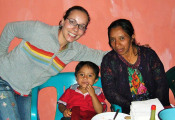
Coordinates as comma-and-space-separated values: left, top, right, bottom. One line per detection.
109, 26, 133, 56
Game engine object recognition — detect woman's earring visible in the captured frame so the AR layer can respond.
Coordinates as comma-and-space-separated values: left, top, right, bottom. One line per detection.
59, 20, 63, 29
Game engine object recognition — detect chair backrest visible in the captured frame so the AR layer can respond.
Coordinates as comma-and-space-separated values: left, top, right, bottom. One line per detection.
166, 66, 175, 98
31, 72, 102, 120
158, 108, 175, 120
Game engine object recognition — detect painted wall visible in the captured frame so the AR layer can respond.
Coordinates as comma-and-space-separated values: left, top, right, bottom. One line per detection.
0, 0, 175, 119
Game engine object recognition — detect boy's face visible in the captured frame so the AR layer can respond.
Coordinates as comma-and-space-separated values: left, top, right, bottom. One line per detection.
76, 65, 98, 89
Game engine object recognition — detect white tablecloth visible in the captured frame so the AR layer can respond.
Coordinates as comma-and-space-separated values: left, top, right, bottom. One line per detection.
130, 98, 164, 120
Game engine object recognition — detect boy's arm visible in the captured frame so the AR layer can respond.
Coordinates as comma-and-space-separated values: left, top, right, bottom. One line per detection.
86, 85, 103, 113
58, 103, 72, 117
58, 103, 67, 113
91, 93, 103, 113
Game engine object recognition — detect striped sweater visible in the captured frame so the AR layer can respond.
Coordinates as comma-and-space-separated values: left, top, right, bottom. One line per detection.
0, 21, 107, 95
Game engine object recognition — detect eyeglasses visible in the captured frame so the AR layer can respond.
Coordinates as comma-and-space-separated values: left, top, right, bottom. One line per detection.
67, 18, 87, 31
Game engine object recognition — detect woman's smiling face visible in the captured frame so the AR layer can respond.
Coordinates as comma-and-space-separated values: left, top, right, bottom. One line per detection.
109, 26, 134, 56
61, 10, 88, 43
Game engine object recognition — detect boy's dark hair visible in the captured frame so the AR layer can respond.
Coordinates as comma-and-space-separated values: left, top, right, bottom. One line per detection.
75, 61, 99, 79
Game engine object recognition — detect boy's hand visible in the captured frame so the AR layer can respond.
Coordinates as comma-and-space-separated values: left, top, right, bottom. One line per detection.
86, 83, 95, 97
63, 108, 72, 117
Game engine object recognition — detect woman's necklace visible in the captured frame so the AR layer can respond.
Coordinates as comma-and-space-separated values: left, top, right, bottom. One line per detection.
124, 47, 138, 64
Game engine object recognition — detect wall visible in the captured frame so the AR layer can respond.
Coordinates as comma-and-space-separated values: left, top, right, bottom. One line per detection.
0, 0, 175, 119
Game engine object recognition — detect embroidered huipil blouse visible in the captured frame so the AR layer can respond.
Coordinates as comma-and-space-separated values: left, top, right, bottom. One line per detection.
101, 46, 170, 114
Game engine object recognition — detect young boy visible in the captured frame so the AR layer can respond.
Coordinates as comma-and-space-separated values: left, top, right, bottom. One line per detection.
58, 61, 107, 120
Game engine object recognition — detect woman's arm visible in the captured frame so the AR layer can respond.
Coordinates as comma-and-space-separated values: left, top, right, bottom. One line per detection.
0, 21, 39, 57
101, 55, 131, 108
149, 49, 170, 106
71, 42, 108, 66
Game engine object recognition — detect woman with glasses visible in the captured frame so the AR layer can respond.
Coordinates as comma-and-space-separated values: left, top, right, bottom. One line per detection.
0, 6, 107, 120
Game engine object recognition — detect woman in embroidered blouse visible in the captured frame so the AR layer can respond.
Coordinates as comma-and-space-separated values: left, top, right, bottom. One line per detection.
0, 6, 107, 120
101, 19, 170, 114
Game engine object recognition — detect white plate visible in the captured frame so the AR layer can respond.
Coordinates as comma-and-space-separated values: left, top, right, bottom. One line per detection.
91, 112, 130, 120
